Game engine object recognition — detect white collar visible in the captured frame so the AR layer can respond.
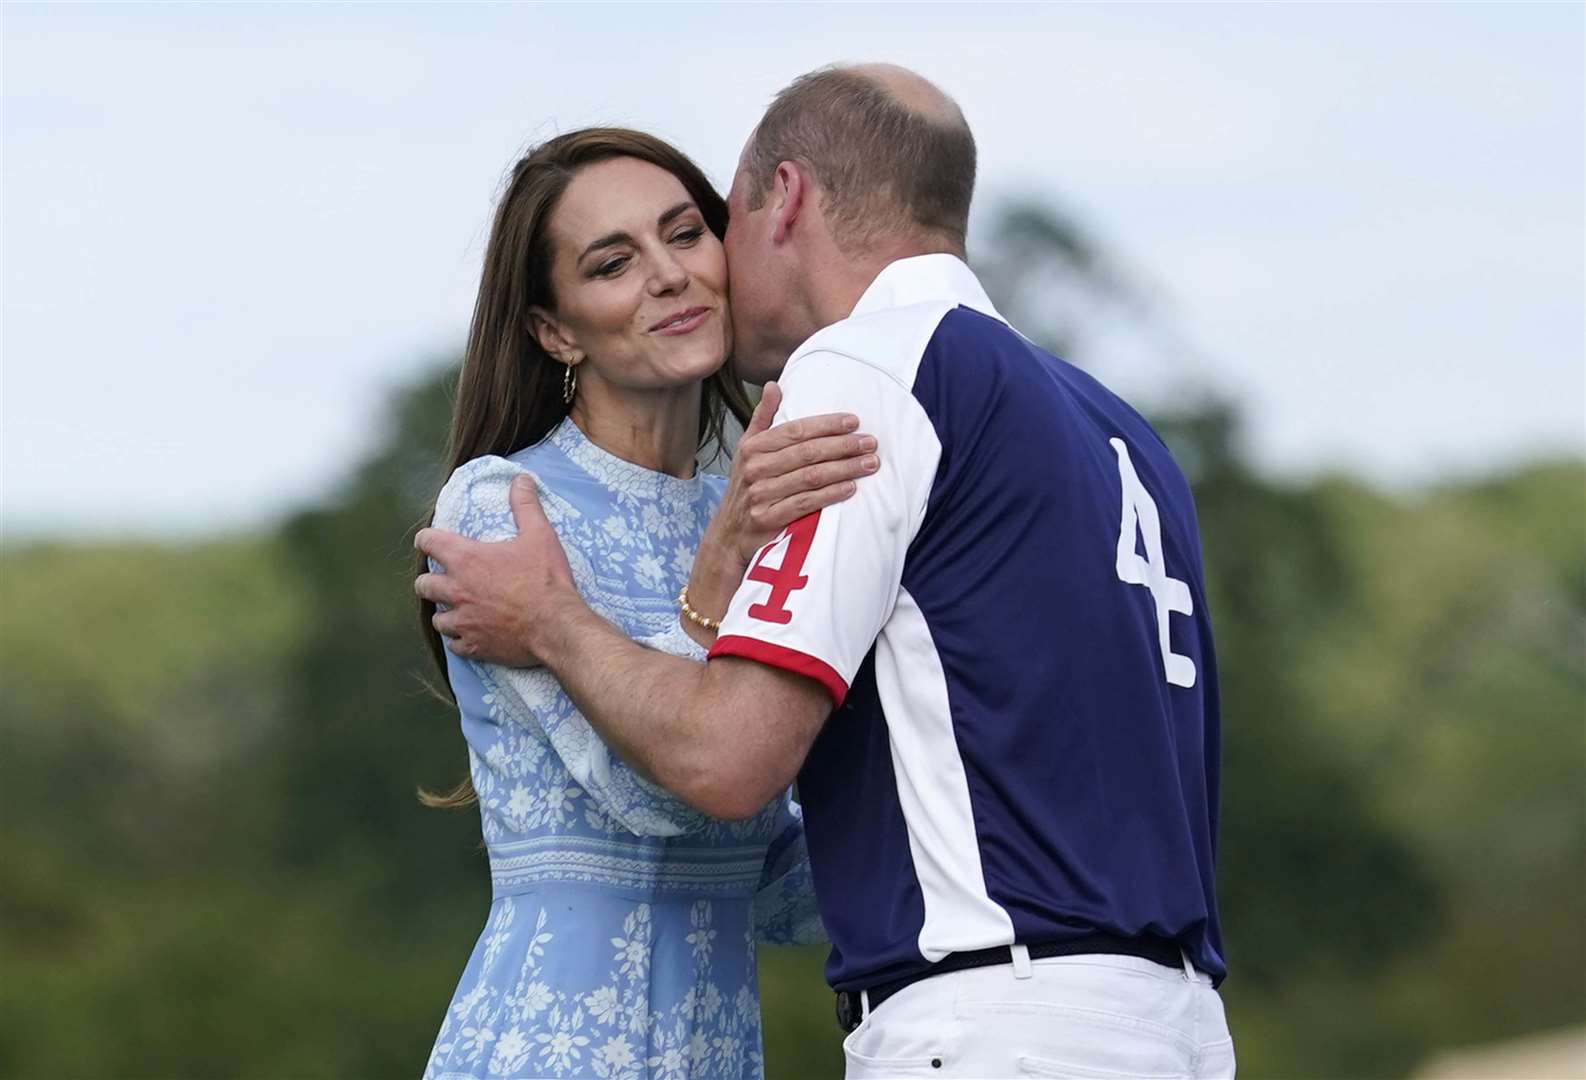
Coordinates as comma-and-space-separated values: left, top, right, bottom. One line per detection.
848, 253, 1008, 325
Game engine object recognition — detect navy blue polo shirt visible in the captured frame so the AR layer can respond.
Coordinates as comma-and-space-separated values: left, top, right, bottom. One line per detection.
711, 254, 1226, 991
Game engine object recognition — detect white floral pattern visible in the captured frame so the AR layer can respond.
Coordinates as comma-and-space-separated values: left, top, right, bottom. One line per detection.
424, 420, 825, 1080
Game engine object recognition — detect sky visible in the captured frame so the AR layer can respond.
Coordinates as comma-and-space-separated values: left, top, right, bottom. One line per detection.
3, 2, 1582, 538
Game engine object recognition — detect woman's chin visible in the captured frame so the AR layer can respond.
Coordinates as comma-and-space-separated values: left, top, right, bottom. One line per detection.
668, 345, 734, 386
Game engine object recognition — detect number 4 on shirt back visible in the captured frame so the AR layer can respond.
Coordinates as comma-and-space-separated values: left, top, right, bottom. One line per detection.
746, 513, 820, 624
1111, 438, 1197, 688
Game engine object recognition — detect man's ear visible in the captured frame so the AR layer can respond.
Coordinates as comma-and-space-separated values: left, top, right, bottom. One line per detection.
529, 307, 579, 367
770, 160, 808, 245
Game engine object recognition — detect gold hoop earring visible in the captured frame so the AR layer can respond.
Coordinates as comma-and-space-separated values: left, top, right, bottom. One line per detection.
562, 362, 578, 405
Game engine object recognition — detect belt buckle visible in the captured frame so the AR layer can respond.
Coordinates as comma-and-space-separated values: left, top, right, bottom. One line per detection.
834, 990, 860, 1033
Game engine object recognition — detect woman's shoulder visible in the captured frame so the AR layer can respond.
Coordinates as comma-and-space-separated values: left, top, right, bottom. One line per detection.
431, 455, 525, 541
431, 436, 580, 539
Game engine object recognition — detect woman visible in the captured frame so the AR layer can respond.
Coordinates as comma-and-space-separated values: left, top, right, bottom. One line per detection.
417, 129, 874, 1080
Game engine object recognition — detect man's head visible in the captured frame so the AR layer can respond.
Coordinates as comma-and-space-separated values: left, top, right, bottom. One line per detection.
725, 63, 976, 382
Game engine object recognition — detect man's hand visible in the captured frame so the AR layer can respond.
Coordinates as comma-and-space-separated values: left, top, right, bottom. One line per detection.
414, 475, 579, 666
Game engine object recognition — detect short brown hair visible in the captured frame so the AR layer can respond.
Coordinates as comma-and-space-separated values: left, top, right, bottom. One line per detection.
743, 66, 976, 253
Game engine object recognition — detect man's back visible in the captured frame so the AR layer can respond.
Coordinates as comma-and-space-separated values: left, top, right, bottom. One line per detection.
711, 255, 1226, 992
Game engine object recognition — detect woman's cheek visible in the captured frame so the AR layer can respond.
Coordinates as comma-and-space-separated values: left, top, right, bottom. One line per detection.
691, 241, 729, 294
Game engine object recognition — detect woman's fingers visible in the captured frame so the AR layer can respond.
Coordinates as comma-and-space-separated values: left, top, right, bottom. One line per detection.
748, 432, 876, 483
752, 410, 859, 454
753, 453, 879, 509
726, 407, 874, 550
761, 480, 861, 530
744, 382, 783, 439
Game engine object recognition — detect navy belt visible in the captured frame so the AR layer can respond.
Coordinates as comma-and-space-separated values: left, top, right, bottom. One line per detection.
835, 932, 1184, 1033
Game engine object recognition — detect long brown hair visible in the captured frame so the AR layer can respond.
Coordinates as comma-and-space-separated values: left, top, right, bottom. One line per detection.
418, 128, 754, 809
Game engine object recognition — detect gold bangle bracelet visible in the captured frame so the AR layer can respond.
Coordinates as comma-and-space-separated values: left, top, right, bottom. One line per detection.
677, 586, 722, 632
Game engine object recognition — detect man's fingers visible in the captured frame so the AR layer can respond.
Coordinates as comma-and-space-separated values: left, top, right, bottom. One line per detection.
414, 571, 459, 606
414, 525, 467, 566
758, 410, 860, 452
508, 473, 546, 533
745, 382, 782, 439
432, 610, 476, 657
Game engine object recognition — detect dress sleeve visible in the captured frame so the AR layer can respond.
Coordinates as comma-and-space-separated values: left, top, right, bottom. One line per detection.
432, 455, 713, 838
752, 794, 827, 945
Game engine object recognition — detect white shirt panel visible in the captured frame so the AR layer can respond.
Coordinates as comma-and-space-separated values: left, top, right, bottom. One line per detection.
879, 586, 1018, 960
710, 347, 941, 702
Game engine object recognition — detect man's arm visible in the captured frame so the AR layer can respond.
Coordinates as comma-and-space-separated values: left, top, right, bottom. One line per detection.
532, 583, 831, 821
413, 387, 874, 668
416, 463, 837, 821
414, 359, 923, 817
550, 352, 931, 816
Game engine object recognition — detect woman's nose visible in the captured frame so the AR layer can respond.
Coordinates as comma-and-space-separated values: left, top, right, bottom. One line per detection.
648, 250, 689, 296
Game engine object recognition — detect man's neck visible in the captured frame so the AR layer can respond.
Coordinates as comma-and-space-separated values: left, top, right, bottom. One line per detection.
806, 240, 963, 330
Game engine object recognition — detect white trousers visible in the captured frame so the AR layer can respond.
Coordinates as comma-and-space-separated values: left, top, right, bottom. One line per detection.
841, 950, 1236, 1079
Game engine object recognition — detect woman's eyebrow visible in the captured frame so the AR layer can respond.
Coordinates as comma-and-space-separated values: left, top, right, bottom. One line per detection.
578, 202, 698, 262
656, 200, 696, 228
579, 230, 633, 261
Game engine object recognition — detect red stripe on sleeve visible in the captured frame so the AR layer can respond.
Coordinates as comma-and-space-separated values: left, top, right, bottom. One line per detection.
709, 635, 849, 707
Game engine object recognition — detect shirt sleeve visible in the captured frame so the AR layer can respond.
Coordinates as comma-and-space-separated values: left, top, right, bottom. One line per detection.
708, 350, 941, 705
432, 456, 712, 837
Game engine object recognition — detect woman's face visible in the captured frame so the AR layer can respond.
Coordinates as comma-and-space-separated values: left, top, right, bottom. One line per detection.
534, 157, 732, 397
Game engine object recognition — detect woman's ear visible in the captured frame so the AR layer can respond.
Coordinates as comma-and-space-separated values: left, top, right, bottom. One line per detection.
529, 307, 580, 367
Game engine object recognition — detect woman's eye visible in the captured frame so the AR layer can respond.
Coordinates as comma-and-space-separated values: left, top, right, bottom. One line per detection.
594, 256, 629, 277
671, 227, 704, 245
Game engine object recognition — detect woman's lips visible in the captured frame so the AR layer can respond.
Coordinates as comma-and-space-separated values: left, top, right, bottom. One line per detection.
650, 307, 711, 336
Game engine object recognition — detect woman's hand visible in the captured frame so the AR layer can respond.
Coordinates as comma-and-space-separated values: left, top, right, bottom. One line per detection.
711, 382, 878, 565
681, 383, 877, 646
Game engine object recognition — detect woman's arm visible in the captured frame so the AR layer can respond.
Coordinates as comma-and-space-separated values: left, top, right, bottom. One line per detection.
678, 382, 879, 648
753, 794, 827, 946
432, 455, 711, 837
417, 384, 877, 668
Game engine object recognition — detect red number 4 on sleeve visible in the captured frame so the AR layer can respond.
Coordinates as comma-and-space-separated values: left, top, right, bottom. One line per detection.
745, 512, 820, 624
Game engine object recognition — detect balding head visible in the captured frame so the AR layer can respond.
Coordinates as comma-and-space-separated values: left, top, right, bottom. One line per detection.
741, 63, 976, 255
847, 62, 963, 122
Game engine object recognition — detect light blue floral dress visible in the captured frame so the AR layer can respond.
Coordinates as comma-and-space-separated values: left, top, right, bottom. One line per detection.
423, 418, 825, 1080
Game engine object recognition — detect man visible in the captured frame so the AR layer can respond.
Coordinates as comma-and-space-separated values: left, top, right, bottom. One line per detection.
417, 63, 1234, 1078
